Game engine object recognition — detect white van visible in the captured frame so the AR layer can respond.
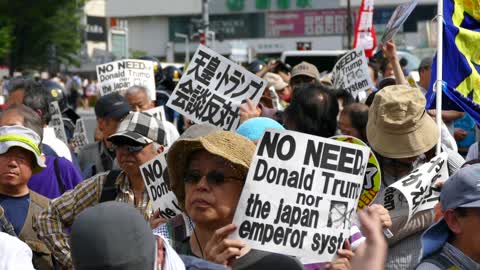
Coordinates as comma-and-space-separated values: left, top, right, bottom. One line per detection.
280, 50, 347, 73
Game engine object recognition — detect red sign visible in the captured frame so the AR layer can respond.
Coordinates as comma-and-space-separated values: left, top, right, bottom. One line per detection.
266, 9, 356, 37
353, 0, 377, 58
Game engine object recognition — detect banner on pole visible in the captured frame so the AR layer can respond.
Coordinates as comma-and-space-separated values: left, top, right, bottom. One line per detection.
353, 0, 377, 57
167, 45, 266, 130
231, 129, 370, 262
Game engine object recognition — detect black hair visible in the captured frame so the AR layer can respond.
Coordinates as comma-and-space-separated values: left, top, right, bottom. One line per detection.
284, 83, 339, 138
368, 62, 379, 82
341, 103, 369, 142
8, 78, 27, 93
335, 88, 355, 107
23, 82, 51, 125
380, 59, 392, 76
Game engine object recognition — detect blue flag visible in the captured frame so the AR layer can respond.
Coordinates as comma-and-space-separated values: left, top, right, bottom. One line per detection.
426, 0, 480, 125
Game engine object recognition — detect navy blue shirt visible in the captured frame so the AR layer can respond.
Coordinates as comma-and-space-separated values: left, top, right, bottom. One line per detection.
0, 193, 30, 235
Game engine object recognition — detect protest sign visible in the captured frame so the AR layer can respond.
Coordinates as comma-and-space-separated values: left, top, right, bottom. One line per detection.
382, 153, 448, 223
231, 129, 370, 262
140, 150, 182, 219
332, 48, 373, 99
71, 119, 89, 153
144, 106, 171, 146
49, 101, 68, 144
332, 135, 381, 210
166, 45, 267, 130
96, 59, 156, 100
381, 0, 419, 43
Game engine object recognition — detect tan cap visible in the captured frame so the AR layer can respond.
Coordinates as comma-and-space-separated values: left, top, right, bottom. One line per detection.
366, 85, 439, 159
264, 72, 288, 91
291, 61, 321, 80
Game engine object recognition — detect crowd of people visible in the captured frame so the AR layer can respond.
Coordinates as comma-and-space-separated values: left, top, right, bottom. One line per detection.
0, 41, 478, 270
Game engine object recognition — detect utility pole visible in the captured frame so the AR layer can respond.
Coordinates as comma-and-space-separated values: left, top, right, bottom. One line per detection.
202, 0, 210, 46
347, 0, 353, 49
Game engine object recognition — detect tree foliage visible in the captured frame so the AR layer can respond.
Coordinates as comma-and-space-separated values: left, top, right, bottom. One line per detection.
2, 0, 84, 73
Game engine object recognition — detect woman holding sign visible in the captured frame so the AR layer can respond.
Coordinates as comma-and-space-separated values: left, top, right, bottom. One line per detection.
167, 130, 353, 270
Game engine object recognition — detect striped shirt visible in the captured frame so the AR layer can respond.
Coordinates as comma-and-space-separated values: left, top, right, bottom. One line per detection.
416, 242, 480, 270
34, 171, 152, 268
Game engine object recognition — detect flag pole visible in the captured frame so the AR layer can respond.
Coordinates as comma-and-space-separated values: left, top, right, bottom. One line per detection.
435, 0, 444, 155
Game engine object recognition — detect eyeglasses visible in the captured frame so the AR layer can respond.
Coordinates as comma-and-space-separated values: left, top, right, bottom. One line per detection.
184, 170, 245, 186
112, 143, 146, 153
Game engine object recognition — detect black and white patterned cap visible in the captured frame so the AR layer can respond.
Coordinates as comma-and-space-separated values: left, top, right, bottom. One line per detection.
108, 112, 165, 145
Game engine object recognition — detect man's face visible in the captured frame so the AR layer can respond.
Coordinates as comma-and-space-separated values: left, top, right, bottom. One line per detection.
0, 147, 34, 190
446, 207, 480, 257
127, 91, 155, 112
98, 117, 121, 140
7, 90, 25, 106
419, 67, 431, 89
116, 142, 159, 176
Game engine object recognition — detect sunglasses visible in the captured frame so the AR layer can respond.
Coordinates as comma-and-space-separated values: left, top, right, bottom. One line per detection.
112, 143, 146, 153
184, 170, 244, 185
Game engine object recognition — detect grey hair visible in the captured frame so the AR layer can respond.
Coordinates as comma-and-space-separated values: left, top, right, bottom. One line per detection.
0, 104, 44, 143
125, 85, 151, 101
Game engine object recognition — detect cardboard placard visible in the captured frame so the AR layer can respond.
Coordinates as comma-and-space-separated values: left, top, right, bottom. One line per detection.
382, 153, 448, 223
97, 59, 156, 100
49, 101, 68, 144
332, 48, 373, 99
231, 129, 370, 263
140, 150, 182, 220
167, 45, 266, 130
381, 0, 419, 43
71, 118, 89, 153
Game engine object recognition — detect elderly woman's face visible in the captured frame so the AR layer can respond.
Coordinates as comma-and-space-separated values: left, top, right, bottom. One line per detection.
184, 150, 244, 227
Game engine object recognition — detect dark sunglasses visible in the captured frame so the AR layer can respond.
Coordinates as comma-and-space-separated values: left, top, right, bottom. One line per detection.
112, 143, 146, 153
184, 170, 244, 185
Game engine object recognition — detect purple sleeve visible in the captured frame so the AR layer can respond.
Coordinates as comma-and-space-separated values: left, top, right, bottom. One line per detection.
58, 157, 84, 190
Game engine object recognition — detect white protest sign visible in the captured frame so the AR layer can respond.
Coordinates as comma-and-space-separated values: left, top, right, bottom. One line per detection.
144, 106, 171, 146
382, 153, 448, 223
71, 119, 89, 153
231, 129, 370, 262
48, 101, 68, 144
332, 48, 373, 99
96, 59, 156, 100
140, 150, 182, 219
381, 0, 419, 43
166, 44, 267, 130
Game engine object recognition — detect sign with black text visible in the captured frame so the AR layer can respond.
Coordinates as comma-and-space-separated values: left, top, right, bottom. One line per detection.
96, 59, 156, 100
231, 129, 370, 262
167, 45, 266, 130
381, 0, 419, 43
71, 119, 89, 153
382, 153, 448, 223
49, 101, 68, 144
140, 150, 182, 220
332, 48, 373, 99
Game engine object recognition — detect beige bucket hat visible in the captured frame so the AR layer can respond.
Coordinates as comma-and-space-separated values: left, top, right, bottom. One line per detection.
366, 85, 439, 159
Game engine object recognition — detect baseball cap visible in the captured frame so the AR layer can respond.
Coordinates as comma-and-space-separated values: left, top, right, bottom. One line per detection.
94, 93, 130, 120
0, 125, 46, 173
291, 61, 321, 80
71, 202, 156, 270
108, 111, 165, 146
421, 164, 480, 259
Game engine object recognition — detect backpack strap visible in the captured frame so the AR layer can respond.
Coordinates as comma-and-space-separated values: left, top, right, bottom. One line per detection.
53, 158, 66, 195
0, 205, 17, 237
420, 251, 457, 270
99, 170, 122, 203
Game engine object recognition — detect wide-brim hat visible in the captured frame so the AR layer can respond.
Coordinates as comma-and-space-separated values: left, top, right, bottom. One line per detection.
0, 125, 46, 174
167, 130, 256, 209
367, 85, 439, 159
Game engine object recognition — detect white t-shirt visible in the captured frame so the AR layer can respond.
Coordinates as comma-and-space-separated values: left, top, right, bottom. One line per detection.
42, 127, 73, 161
0, 232, 35, 270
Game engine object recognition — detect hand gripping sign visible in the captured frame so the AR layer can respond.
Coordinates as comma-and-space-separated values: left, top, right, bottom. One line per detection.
231, 129, 370, 263
166, 45, 267, 131
331, 135, 381, 210
332, 48, 373, 99
96, 59, 156, 100
140, 150, 182, 220
382, 152, 449, 223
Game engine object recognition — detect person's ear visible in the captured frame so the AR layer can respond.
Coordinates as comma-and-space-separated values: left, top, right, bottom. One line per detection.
157, 145, 164, 154
444, 209, 462, 234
